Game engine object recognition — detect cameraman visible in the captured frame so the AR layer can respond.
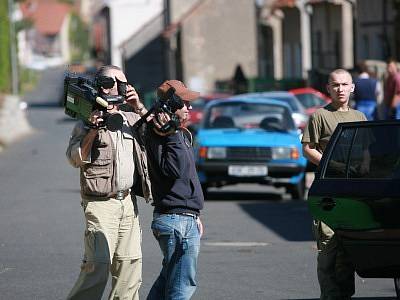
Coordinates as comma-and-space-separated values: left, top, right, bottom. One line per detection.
145, 80, 204, 300
66, 65, 151, 300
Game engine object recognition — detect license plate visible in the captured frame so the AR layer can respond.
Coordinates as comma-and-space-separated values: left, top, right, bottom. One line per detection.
228, 165, 268, 177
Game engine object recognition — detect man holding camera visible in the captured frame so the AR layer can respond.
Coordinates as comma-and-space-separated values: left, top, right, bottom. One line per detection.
66, 65, 151, 300
145, 80, 204, 300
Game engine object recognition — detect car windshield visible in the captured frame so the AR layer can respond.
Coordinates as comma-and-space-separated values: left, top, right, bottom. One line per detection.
295, 93, 326, 109
273, 96, 303, 112
191, 98, 207, 110
204, 102, 296, 131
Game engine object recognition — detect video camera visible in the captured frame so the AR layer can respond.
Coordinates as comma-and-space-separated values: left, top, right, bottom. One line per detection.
63, 74, 125, 131
132, 87, 184, 133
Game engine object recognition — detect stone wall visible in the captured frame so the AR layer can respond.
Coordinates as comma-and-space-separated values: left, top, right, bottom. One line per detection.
0, 95, 32, 151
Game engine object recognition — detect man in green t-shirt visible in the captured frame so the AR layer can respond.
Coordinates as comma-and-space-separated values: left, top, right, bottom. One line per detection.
302, 69, 367, 300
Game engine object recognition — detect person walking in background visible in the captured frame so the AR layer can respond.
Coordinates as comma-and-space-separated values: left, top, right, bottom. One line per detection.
145, 80, 204, 300
302, 69, 367, 300
353, 61, 381, 120
383, 58, 400, 119
66, 65, 152, 300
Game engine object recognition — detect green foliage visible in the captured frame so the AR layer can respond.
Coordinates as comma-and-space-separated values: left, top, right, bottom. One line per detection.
69, 12, 90, 62
19, 67, 39, 95
15, 18, 33, 33
58, 0, 75, 4
0, 0, 11, 93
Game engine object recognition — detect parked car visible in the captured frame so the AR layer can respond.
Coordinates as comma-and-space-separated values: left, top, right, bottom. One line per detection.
239, 91, 309, 130
289, 87, 331, 116
195, 97, 307, 200
308, 120, 400, 299
187, 93, 232, 129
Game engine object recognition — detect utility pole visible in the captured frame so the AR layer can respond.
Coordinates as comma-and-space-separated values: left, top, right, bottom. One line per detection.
8, 0, 19, 95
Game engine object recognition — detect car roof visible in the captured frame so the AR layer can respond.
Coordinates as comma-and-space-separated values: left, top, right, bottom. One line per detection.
289, 87, 330, 99
227, 92, 305, 112
289, 87, 319, 93
206, 96, 293, 111
231, 91, 299, 101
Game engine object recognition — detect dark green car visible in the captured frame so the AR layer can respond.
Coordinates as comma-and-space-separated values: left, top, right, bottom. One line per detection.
308, 120, 400, 298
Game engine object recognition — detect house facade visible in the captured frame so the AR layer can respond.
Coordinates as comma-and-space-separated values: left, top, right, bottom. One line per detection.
18, 0, 72, 69
89, 0, 399, 96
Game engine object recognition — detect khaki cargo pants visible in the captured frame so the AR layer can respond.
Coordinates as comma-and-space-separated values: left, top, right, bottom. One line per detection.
313, 220, 355, 300
67, 194, 142, 300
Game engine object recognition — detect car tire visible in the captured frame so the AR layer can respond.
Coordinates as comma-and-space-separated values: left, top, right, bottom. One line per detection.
288, 175, 306, 201
394, 278, 400, 299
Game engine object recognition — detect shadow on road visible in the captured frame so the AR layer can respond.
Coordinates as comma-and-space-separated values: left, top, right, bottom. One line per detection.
28, 102, 62, 109
205, 189, 283, 202
203, 185, 314, 241
239, 201, 314, 241
289, 298, 395, 300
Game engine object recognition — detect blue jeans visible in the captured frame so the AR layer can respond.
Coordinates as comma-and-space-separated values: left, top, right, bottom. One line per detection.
147, 213, 201, 300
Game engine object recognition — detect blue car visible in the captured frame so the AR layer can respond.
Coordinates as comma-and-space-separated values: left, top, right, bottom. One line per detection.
195, 97, 307, 200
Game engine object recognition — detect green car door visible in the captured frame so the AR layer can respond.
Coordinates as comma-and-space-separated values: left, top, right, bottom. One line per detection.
308, 121, 400, 279
309, 121, 400, 231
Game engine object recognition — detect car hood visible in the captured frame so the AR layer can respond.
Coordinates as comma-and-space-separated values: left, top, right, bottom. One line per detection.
197, 128, 301, 147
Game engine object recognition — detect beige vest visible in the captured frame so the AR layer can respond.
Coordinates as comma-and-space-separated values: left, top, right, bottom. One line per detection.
80, 112, 152, 202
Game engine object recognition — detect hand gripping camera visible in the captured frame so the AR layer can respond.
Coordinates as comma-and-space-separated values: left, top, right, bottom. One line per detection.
63, 74, 125, 131
132, 87, 184, 133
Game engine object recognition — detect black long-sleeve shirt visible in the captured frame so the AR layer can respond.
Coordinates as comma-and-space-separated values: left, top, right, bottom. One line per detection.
145, 128, 204, 215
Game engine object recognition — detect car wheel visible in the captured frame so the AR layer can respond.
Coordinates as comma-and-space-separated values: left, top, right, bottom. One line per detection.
288, 175, 306, 201
395, 278, 400, 299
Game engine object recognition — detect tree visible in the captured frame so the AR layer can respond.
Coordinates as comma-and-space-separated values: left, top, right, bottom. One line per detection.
0, 0, 11, 93
69, 12, 90, 62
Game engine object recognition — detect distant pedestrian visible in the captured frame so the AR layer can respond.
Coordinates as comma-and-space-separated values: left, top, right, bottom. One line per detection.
353, 61, 381, 120
231, 64, 248, 94
302, 69, 367, 300
383, 58, 400, 119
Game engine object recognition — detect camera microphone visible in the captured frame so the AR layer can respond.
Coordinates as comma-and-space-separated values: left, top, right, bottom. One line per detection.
96, 97, 108, 108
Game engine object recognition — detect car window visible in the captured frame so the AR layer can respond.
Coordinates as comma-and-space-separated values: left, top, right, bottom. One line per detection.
295, 94, 325, 109
350, 125, 400, 179
275, 97, 298, 112
191, 98, 206, 110
324, 128, 356, 178
324, 124, 400, 179
205, 102, 296, 131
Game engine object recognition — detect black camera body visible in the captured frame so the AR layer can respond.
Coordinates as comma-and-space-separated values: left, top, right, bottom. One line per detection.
133, 87, 184, 134
63, 75, 125, 131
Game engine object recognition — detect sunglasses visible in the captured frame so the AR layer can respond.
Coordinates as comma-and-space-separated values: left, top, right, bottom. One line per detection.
97, 76, 127, 97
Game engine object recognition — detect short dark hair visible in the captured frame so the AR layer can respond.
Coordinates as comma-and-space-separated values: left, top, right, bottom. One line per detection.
328, 69, 352, 84
356, 61, 369, 74
95, 65, 122, 79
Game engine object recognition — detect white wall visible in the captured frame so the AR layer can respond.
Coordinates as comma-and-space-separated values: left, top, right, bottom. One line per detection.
101, 0, 164, 67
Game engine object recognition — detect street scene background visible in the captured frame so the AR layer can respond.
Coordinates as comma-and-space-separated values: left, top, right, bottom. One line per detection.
2, 0, 400, 299
0, 66, 397, 300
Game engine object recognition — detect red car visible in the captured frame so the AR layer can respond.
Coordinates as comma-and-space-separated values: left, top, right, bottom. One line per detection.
289, 87, 331, 116
187, 93, 232, 126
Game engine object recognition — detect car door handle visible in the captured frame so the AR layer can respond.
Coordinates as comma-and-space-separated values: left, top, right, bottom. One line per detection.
320, 197, 336, 211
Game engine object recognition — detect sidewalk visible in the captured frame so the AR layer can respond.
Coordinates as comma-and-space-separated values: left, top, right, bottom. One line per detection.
0, 94, 32, 152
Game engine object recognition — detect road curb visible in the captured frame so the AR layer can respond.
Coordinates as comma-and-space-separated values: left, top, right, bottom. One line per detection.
0, 95, 32, 151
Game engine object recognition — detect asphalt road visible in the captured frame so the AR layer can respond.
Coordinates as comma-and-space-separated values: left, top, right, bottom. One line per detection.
0, 68, 397, 299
